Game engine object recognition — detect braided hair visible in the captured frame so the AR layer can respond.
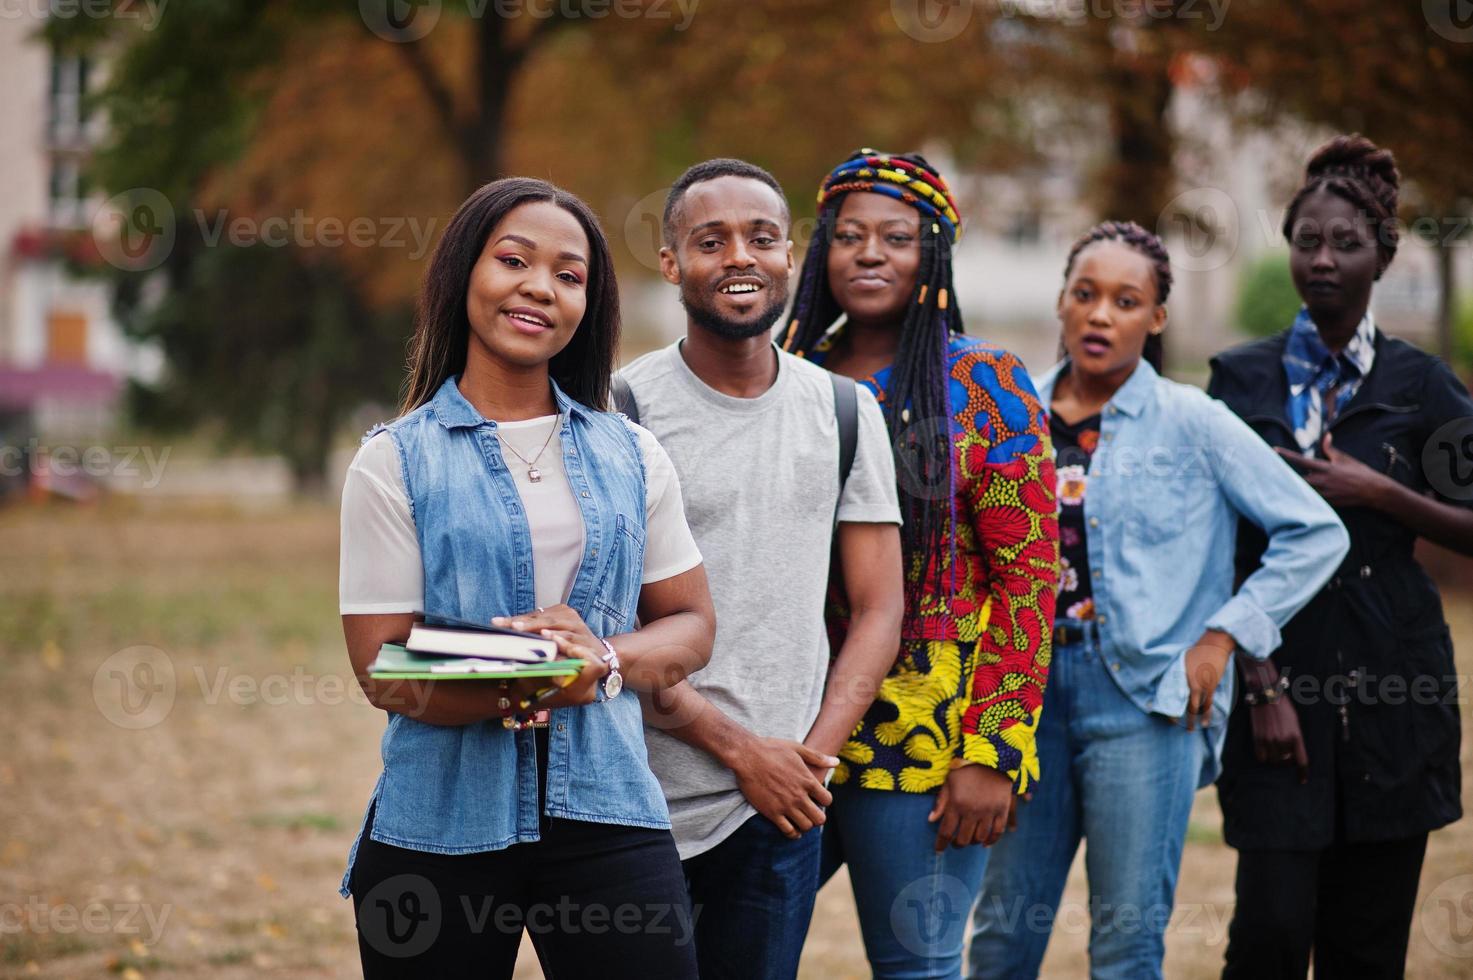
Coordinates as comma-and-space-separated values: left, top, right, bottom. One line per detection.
1060, 220, 1173, 373
1281, 134, 1401, 279
782, 149, 965, 614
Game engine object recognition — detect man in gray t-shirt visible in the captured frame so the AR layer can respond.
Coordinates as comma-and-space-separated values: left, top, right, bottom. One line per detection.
620, 159, 904, 980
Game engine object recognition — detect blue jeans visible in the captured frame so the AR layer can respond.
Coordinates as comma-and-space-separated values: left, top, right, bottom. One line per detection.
966, 629, 1204, 980
820, 782, 992, 979
681, 813, 821, 980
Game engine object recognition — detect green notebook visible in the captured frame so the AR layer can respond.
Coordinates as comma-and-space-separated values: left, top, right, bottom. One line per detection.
368, 643, 586, 681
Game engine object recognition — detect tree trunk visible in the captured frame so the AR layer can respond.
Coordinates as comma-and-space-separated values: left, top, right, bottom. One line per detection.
1436, 231, 1455, 364
462, 14, 515, 192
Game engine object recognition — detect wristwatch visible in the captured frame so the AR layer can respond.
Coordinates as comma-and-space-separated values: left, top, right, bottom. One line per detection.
598, 638, 623, 700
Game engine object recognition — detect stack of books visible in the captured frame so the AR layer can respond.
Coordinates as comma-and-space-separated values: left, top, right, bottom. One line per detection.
368, 617, 586, 681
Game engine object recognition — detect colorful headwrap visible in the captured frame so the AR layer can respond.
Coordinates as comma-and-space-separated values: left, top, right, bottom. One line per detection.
816, 148, 963, 244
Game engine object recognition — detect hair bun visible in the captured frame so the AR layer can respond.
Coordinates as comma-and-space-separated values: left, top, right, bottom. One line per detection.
1305, 134, 1400, 212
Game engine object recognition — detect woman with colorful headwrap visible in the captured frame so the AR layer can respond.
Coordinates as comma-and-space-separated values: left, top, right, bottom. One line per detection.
783, 149, 1060, 976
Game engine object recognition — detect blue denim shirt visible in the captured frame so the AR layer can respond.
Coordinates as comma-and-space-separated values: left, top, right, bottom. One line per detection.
340, 376, 669, 897
1035, 359, 1350, 785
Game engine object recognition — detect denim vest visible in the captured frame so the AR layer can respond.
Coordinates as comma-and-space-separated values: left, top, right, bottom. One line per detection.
340, 376, 669, 897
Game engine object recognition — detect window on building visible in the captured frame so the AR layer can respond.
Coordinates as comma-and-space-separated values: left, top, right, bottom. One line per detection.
48, 52, 93, 228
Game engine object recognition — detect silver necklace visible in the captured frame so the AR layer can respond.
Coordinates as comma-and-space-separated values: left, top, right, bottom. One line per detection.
497, 416, 560, 483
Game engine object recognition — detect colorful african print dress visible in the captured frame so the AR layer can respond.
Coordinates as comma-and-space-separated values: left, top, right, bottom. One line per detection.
818, 333, 1060, 794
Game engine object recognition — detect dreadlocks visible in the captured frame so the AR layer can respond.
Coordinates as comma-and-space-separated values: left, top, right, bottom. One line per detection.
1061, 220, 1173, 373
782, 149, 965, 614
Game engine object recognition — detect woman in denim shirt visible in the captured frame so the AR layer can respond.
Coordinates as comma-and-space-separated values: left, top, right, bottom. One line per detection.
338, 178, 715, 977
968, 222, 1349, 980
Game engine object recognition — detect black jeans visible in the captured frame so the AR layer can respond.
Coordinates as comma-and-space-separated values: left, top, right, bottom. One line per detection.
1222, 833, 1428, 980
350, 801, 698, 979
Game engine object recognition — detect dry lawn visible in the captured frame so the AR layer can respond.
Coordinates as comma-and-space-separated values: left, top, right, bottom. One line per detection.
2, 502, 1472, 978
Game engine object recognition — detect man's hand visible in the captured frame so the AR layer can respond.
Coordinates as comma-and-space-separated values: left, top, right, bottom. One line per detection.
1184, 630, 1235, 731
929, 764, 1014, 851
729, 737, 838, 840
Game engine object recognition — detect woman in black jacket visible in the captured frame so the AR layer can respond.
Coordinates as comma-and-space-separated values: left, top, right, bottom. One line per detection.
1209, 134, 1473, 979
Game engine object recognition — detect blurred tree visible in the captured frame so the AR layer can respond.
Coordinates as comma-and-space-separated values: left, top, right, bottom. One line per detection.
1234, 252, 1299, 338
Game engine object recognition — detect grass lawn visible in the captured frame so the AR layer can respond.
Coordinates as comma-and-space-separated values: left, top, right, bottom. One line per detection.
2, 502, 1472, 978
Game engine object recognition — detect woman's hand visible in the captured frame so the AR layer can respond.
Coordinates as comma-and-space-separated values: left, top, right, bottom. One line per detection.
492, 605, 609, 710
1239, 657, 1309, 783
1183, 630, 1236, 731
929, 764, 1014, 851
1275, 433, 1394, 510
494, 604, 602, 654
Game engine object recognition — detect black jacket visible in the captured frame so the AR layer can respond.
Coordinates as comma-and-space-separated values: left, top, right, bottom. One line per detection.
1208, 329, 1469, 850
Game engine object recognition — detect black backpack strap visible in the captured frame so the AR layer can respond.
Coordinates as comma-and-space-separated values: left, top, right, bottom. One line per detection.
831, 372, 859, 492
611, 373, 640, 425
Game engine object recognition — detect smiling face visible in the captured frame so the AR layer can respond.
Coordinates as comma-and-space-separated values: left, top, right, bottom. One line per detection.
465, 200, 591, 370
660, 175, 793, 340
1288, 187, 1379, 328
1057, 240, 1166, 382
824, 191, 922, 330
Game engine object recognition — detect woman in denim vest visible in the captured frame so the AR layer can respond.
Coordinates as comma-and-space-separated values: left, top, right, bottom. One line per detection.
337, 177, 715, 978
967, 222, 1349, 980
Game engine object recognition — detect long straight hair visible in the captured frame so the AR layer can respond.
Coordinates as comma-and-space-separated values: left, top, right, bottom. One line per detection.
400, 177, 620, 415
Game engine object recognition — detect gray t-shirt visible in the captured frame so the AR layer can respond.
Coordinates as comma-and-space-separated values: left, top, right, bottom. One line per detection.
622, 341, 901, 858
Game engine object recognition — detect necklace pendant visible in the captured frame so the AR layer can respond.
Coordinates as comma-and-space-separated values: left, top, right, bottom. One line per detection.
527, 466, 542, 483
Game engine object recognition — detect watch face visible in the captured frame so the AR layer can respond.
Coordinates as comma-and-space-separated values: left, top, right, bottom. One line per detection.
604, 670, 623, 699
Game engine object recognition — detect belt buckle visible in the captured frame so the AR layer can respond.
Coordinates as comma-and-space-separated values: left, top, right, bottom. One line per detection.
502, 708, 552, 731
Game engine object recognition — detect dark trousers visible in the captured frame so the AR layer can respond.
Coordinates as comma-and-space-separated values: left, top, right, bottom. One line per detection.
1222, 833, 1428, 980
681, 813, 822, 980
349, 806, 698, 979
